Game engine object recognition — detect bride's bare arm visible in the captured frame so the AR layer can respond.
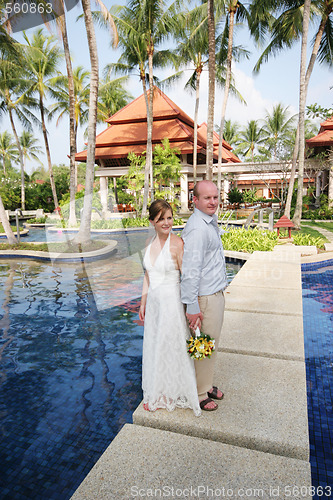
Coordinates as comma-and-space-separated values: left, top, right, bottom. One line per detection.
139, 271, 149, 321
169, 233, 184, 271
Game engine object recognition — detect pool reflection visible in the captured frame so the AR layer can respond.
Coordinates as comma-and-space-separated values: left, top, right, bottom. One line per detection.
0, 247, 240, 500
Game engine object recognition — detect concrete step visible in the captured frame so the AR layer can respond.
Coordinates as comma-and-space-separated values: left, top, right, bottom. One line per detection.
225, 285, 303, 316
220, 310, 304, 361
133, 352, 309, 461
71, 424, 311, 500
229, 259, 301, 290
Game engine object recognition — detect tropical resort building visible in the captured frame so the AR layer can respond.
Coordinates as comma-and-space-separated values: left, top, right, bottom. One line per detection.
306, 116, 333, 205
75, 88, 333, 211
75, 87, 240, 213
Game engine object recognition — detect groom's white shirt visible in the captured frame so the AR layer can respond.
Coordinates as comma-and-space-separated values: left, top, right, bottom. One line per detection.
181, 207, 228, 315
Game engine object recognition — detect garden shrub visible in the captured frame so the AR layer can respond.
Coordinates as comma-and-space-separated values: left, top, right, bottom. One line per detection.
221, 228, 278, 253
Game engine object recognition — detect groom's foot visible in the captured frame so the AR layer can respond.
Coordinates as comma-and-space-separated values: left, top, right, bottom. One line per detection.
207, 386, 224, 400
199, 397, 218, 411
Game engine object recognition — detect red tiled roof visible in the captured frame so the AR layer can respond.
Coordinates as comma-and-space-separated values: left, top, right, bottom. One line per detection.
95, 118, 207, 148
75, 87, 240, 164
76, 141, 206, 161
306, 116, 333, 147
106, 87, 194, 127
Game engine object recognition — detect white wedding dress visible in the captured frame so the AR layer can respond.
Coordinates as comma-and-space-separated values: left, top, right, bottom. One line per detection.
142, 233, 201, 417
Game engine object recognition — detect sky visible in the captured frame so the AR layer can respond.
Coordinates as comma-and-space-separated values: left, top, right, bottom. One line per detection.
3, 1, 333, 173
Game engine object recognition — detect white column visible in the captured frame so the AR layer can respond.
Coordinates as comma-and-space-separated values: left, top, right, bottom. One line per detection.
100, 176, 108, 215
316, 172, 321, 207
223, 179, 230, 203
180, 173, 189, 213
329, 160, 333, 208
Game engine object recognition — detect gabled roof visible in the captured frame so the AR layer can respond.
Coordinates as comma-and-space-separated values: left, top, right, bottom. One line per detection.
75, 87, 241, 164
306, 116, 333, 148
106, 87, 194, 127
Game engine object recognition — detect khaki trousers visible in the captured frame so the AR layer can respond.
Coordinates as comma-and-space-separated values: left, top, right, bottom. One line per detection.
196, 291, 225, 400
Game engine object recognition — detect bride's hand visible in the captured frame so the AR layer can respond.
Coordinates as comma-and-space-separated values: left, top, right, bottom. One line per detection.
139, 303, 145, 321
194, 317, 202, 331
186, 312, 203, 331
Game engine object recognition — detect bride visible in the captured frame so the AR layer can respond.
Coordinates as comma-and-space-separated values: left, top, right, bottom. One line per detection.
139, 199, 201, 417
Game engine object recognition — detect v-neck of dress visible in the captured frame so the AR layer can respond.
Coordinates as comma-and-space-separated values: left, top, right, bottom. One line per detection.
149, 233, 170, 267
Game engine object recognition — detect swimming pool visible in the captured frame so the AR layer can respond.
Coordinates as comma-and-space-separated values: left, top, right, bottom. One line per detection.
301, 259, 333, 497
0, 230, 241, 499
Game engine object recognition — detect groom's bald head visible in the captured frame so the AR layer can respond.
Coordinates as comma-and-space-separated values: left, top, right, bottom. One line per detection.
193, 181, 219, 216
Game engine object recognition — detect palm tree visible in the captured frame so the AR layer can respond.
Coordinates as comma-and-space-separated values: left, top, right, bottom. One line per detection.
102, 7, 151, 215
238, 120, 265, 161
49, 65, 90, 198
221, 119, 240, 146
53, 0, 117, 227
0, 53, 38, 210
0, 131, 17, 175
105, 0, 181, 215
20, 130, 43, 170
216, 0, 250, 196
19, 130, 43, 209
168, 5, 208, 184
250, 0, 333, 218
50, 66, 90, 149
22, 29, 62, 210
262, 103, 297, 160
53, 4, 78, 227
74, 0, 118, 243
97, 75, 132, 122
293, 0, 312, 227
206, 0, 215, 179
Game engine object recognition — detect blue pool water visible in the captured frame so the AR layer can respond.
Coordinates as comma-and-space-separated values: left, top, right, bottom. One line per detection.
301, 259, 333, 497
0, 230, 241, 500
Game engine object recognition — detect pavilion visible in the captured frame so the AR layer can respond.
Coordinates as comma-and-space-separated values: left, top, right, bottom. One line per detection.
306, 117, 333, 206
75, 87, 240, 213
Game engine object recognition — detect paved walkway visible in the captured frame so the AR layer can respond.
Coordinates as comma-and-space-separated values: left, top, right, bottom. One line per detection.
303, 221, 333, 251
71, 246, 313, 500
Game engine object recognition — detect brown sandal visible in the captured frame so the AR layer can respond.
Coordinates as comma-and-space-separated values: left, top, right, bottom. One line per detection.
199, 397, 218, 411
207, 386, 224, 400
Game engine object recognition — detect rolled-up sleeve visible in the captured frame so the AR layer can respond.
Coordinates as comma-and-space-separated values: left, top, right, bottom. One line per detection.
180, 227, 205, 314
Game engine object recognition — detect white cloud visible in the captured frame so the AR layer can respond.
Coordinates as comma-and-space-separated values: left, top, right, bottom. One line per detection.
223, 67, 279, 126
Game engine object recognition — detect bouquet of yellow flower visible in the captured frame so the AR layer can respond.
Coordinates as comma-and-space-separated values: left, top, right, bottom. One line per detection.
187, 327, 215, 360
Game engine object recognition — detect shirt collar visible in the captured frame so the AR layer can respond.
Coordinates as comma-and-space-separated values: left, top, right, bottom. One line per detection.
194, 207, 217, 224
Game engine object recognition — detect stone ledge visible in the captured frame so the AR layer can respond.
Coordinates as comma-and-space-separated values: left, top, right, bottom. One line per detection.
71, 424, 311, 500
0, 240, 117, 262
133, 353, 309, 461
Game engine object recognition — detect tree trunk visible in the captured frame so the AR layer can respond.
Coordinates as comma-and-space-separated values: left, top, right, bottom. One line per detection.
206, 0, 215, 179
59, 8, 77, 227
8, 109, 25, 210
293, 0, 311, 229
147, 46, 154, 203
39, 95, 59, 209
0, 195, 16, 244
285, 10, 327, 219
193, 65, 202, 185
141, 68, 150, 217
217, 7, 235, 204
284, 125, 299, 218
74, 0, 99, 243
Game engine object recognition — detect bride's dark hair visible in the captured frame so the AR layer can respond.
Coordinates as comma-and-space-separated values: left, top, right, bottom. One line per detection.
148, 199, 173, 221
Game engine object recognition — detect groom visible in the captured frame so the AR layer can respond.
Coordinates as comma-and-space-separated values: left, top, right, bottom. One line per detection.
181, 180, 228, 411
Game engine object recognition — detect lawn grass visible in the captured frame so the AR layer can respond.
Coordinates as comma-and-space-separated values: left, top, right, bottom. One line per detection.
302, 221, 333, 234
0, 240, 108, 253
298, 225, 330, 242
